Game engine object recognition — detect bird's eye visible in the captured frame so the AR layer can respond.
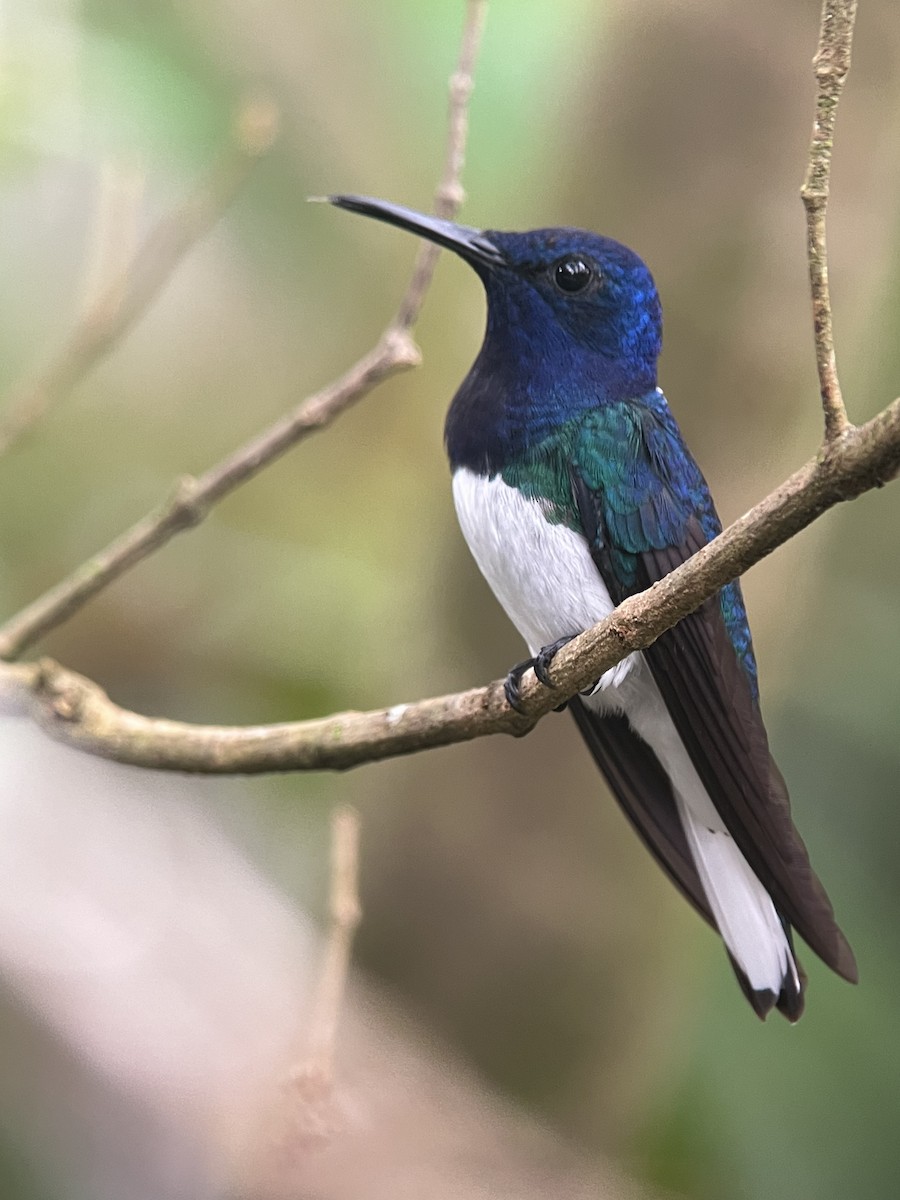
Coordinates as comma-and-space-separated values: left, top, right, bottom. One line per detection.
553, 256, 594, 294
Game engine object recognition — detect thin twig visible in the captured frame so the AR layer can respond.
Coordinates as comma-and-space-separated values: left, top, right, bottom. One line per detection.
0, 0, 488, 662
0, 343, 418, 659
394, 0, 487, 329
266, 806, 362, 1157
6, 393, 899, 774
800, 0, 857, 444
303, 806, 362, 1080
77, 160, 145, 322
0, 96, 280, 458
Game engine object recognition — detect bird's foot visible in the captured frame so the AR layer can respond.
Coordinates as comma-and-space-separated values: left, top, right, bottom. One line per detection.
532, 635, 577, 688
503, 658, 533, 714
503, 635, 577, 714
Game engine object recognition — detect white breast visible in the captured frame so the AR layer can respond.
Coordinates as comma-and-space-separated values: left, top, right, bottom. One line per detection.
451, 467, 637, 689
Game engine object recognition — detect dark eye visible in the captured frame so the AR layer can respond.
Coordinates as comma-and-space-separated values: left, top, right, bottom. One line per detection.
553, 256, 594, 294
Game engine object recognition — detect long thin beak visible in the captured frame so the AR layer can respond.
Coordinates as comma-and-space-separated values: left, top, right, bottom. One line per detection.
323, 194, 505, 270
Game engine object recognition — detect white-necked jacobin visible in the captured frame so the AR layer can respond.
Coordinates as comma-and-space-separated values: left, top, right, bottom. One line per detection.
327, 194, 857, 1020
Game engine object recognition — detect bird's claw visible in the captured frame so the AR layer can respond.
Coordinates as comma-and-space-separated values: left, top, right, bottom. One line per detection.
504, 658, 533, 714
533, 635, 576, 685
503, 635, 578, 714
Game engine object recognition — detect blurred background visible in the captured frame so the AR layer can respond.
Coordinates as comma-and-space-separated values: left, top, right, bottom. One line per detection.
0, 0, 898, 1197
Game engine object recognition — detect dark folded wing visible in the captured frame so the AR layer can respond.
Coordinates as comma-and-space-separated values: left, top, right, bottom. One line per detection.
568, 700, 714, 927
570, 467, 858, 984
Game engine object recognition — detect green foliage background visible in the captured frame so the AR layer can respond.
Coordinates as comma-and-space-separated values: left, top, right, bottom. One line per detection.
1, 1, 898, 1196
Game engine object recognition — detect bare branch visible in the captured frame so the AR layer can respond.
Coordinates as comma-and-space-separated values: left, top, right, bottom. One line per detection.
303, 806, 362, 1080
6, 393, 899, 774
0, 0, 488, 662
801, 0, 858, 443
394, 0, 488, 328
77, 160, 145, 323
0, 340, 418, 659
269, 806, 362, 1153
0, 95, 279, 458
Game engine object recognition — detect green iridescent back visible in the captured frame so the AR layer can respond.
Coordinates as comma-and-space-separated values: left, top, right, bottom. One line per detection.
499, 392, 759, 699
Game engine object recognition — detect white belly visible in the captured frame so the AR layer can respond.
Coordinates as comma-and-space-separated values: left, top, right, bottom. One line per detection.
451, 467, 637, 690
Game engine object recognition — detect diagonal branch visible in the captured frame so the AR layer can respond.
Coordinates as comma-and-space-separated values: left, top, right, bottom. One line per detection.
0, 96, 280, 458
0, 0, 488, 663
5, 393, 899, 774
801, 0, 858, 444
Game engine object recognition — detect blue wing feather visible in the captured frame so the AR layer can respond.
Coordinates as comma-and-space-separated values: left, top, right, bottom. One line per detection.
572, 392, 759, 698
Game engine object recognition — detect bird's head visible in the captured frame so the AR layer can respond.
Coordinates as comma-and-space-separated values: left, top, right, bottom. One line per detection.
325, 195, 662, 390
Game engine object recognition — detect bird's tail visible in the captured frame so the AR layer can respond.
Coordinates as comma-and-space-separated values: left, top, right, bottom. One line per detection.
569, 700, 805, 1020
676, 796, 803, 1020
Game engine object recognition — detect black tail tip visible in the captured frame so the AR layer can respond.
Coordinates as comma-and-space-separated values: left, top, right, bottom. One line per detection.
775, 980, 805, 1023
729, 954, 806, 1023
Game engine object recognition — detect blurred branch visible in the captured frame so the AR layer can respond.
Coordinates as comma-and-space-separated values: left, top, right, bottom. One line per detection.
5, 391, 900, 773
304, 806, 362, 1081
0, 0, 488, 662
394, 0, 487, 328
801, 0, 857, 443
0, 96, 280, 458
77, 159, 145, 322
274, 807, 362, 1151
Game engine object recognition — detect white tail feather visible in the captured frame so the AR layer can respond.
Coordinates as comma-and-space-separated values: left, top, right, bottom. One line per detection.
677, 797, 798, 995
587, 667, 801, 1000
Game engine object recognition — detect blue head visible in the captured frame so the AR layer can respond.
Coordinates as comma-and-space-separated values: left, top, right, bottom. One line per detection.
327, 196, 662, 471
481, 227, 661, 378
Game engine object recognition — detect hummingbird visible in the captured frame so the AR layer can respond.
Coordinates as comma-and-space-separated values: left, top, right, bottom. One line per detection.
327, 194, 857, 1020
